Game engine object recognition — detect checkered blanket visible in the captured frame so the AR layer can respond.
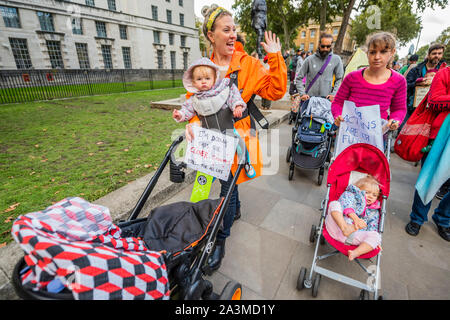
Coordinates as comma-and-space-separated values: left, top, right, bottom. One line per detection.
11, 197, 170, 300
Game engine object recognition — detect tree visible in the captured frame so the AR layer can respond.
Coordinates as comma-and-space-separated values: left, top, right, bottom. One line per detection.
416, 44, 429, 61
436, 26, 450, 62
350, 0, 422, 48
333, 0, 449, 54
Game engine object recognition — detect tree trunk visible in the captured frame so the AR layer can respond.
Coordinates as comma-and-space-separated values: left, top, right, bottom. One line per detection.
334, 0, 356, 54
281, 14, 290, 51
319, 0, 327, 31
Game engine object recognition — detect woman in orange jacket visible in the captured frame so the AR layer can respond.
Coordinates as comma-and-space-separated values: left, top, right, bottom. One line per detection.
186, 5, 287, 272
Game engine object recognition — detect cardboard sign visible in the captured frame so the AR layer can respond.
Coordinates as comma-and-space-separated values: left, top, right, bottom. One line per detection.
184, 126, 238, 181
335, 100, 383, 157
413, 85, 430, 108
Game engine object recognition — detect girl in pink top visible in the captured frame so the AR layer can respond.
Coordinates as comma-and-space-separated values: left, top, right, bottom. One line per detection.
332, 32, 407, 129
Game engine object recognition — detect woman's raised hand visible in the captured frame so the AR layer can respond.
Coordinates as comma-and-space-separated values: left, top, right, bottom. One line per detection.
261, 31, 281, 54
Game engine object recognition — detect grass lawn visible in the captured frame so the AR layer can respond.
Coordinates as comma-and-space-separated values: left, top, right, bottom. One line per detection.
0, 79, 183, 104
0, 87, 186, 245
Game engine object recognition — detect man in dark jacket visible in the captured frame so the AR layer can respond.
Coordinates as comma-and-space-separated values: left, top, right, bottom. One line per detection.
406, 44, 445, 117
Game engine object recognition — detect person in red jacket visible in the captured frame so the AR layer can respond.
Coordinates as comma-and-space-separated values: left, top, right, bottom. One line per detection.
405, 66, 450, 241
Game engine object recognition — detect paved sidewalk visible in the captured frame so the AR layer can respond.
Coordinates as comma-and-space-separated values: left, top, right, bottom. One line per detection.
162, 122, 450, 300
2, 113, 449, 300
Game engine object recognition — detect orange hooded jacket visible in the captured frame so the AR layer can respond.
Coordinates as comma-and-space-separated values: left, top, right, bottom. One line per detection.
187, 50, 287, 184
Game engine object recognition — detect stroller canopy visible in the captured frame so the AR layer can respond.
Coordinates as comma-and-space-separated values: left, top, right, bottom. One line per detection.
327, 143, 390, 202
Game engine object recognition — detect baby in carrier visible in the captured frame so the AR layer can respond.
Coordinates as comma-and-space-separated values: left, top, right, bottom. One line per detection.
173, 57, 255, 178
325, 175, 382, 261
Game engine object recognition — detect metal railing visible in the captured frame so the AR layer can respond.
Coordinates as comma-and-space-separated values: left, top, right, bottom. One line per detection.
0, 68, 185, 104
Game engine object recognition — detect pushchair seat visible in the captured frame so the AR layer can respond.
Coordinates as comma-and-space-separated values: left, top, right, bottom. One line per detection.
322, 225, 381, 259
120, 198, 223, 256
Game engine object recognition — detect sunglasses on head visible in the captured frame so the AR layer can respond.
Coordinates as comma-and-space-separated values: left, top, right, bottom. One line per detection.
320, 45, 332, 49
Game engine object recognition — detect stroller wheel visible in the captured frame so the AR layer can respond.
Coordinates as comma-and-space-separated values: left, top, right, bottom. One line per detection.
219, 281, 242, 300
309, 225, 317, 243
288, 163, 295, 181
359, 289, 370, 300
312, 273, 321, 298
297, 267, 307, 291
317, 168, 324, 186
286, 146, 292, 163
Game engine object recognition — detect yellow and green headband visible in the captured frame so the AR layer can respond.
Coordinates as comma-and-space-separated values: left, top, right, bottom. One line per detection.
206, 7, 228, 31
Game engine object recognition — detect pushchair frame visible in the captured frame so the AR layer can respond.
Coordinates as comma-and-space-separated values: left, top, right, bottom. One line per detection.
286, 97, 335, 185
297, 132, 393, 300
12, 133, 247, 300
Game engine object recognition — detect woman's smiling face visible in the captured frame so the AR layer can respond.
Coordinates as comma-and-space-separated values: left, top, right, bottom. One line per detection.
207, 15, 237, 58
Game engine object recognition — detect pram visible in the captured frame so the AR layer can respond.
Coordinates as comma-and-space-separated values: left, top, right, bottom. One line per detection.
286, 97, 335, 185
11, 134, 246, 300
296, 133, 393, 300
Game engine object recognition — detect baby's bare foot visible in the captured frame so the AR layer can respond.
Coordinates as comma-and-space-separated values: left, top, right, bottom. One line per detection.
348, 250, 358, 261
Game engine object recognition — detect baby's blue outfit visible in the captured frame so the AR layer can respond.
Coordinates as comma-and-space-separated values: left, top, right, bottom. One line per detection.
340, 184, 380, 232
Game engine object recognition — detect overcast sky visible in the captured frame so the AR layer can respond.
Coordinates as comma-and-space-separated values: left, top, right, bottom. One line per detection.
194, 0, 450, 58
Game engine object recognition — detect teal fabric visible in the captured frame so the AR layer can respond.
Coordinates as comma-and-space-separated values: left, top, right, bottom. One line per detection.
416, 114, 450, 204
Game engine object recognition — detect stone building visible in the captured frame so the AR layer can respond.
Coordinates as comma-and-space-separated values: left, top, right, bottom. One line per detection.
294, 17, 356, 55
0, 0, 201, 70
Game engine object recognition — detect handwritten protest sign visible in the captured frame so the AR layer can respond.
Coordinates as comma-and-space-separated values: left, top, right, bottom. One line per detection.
335, 100, 383, 157
184, 126, 238, 181
413, 85, 430, 108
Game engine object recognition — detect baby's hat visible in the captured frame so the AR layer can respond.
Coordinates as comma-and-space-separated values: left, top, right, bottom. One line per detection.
182, 57, 221, 93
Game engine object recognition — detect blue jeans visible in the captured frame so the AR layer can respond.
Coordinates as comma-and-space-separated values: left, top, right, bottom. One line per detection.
217, 173, 240, 240
409, 153, 450, 228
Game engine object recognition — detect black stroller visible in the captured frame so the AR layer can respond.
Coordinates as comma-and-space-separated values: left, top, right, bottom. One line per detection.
286, 97, 335, 185
11, 134, 246, 300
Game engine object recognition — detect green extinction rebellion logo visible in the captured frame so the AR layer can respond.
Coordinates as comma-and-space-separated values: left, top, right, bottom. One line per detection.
197, 175, 207, 185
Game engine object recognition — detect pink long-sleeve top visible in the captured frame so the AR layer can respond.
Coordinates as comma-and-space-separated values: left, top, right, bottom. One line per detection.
331, 68, 407, 122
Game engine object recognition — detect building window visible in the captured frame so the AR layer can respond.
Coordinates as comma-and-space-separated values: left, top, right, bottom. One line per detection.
1, 6, 20, 28
183, 52, 188, 70
179, 13, 184, 26
153, 30, 160, 44
72, 18, 83, 35
170, 51, 176, 69
333, 28, 339, 36
169, 33, 174, 45
46, 40, 64, 68
151, 5, 158, 20
85, 0, 95, 6
157, 50, 164, 69
179, 0, 183, 6
101, 45, 113, 69
107, 0, 116, 11
310, 29, 316, 38
9, 38, 32, 69
75, 43, 90, 69
309, 42, 314, 51
95, 21, 107, 38
300, 43, 305, 50
180, 35, 186, 47
119, 25, 127, 39
301, 31, 306, 38
122, 47, 132, 69
37, 11, 55, 32
166, 10, 172, 24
